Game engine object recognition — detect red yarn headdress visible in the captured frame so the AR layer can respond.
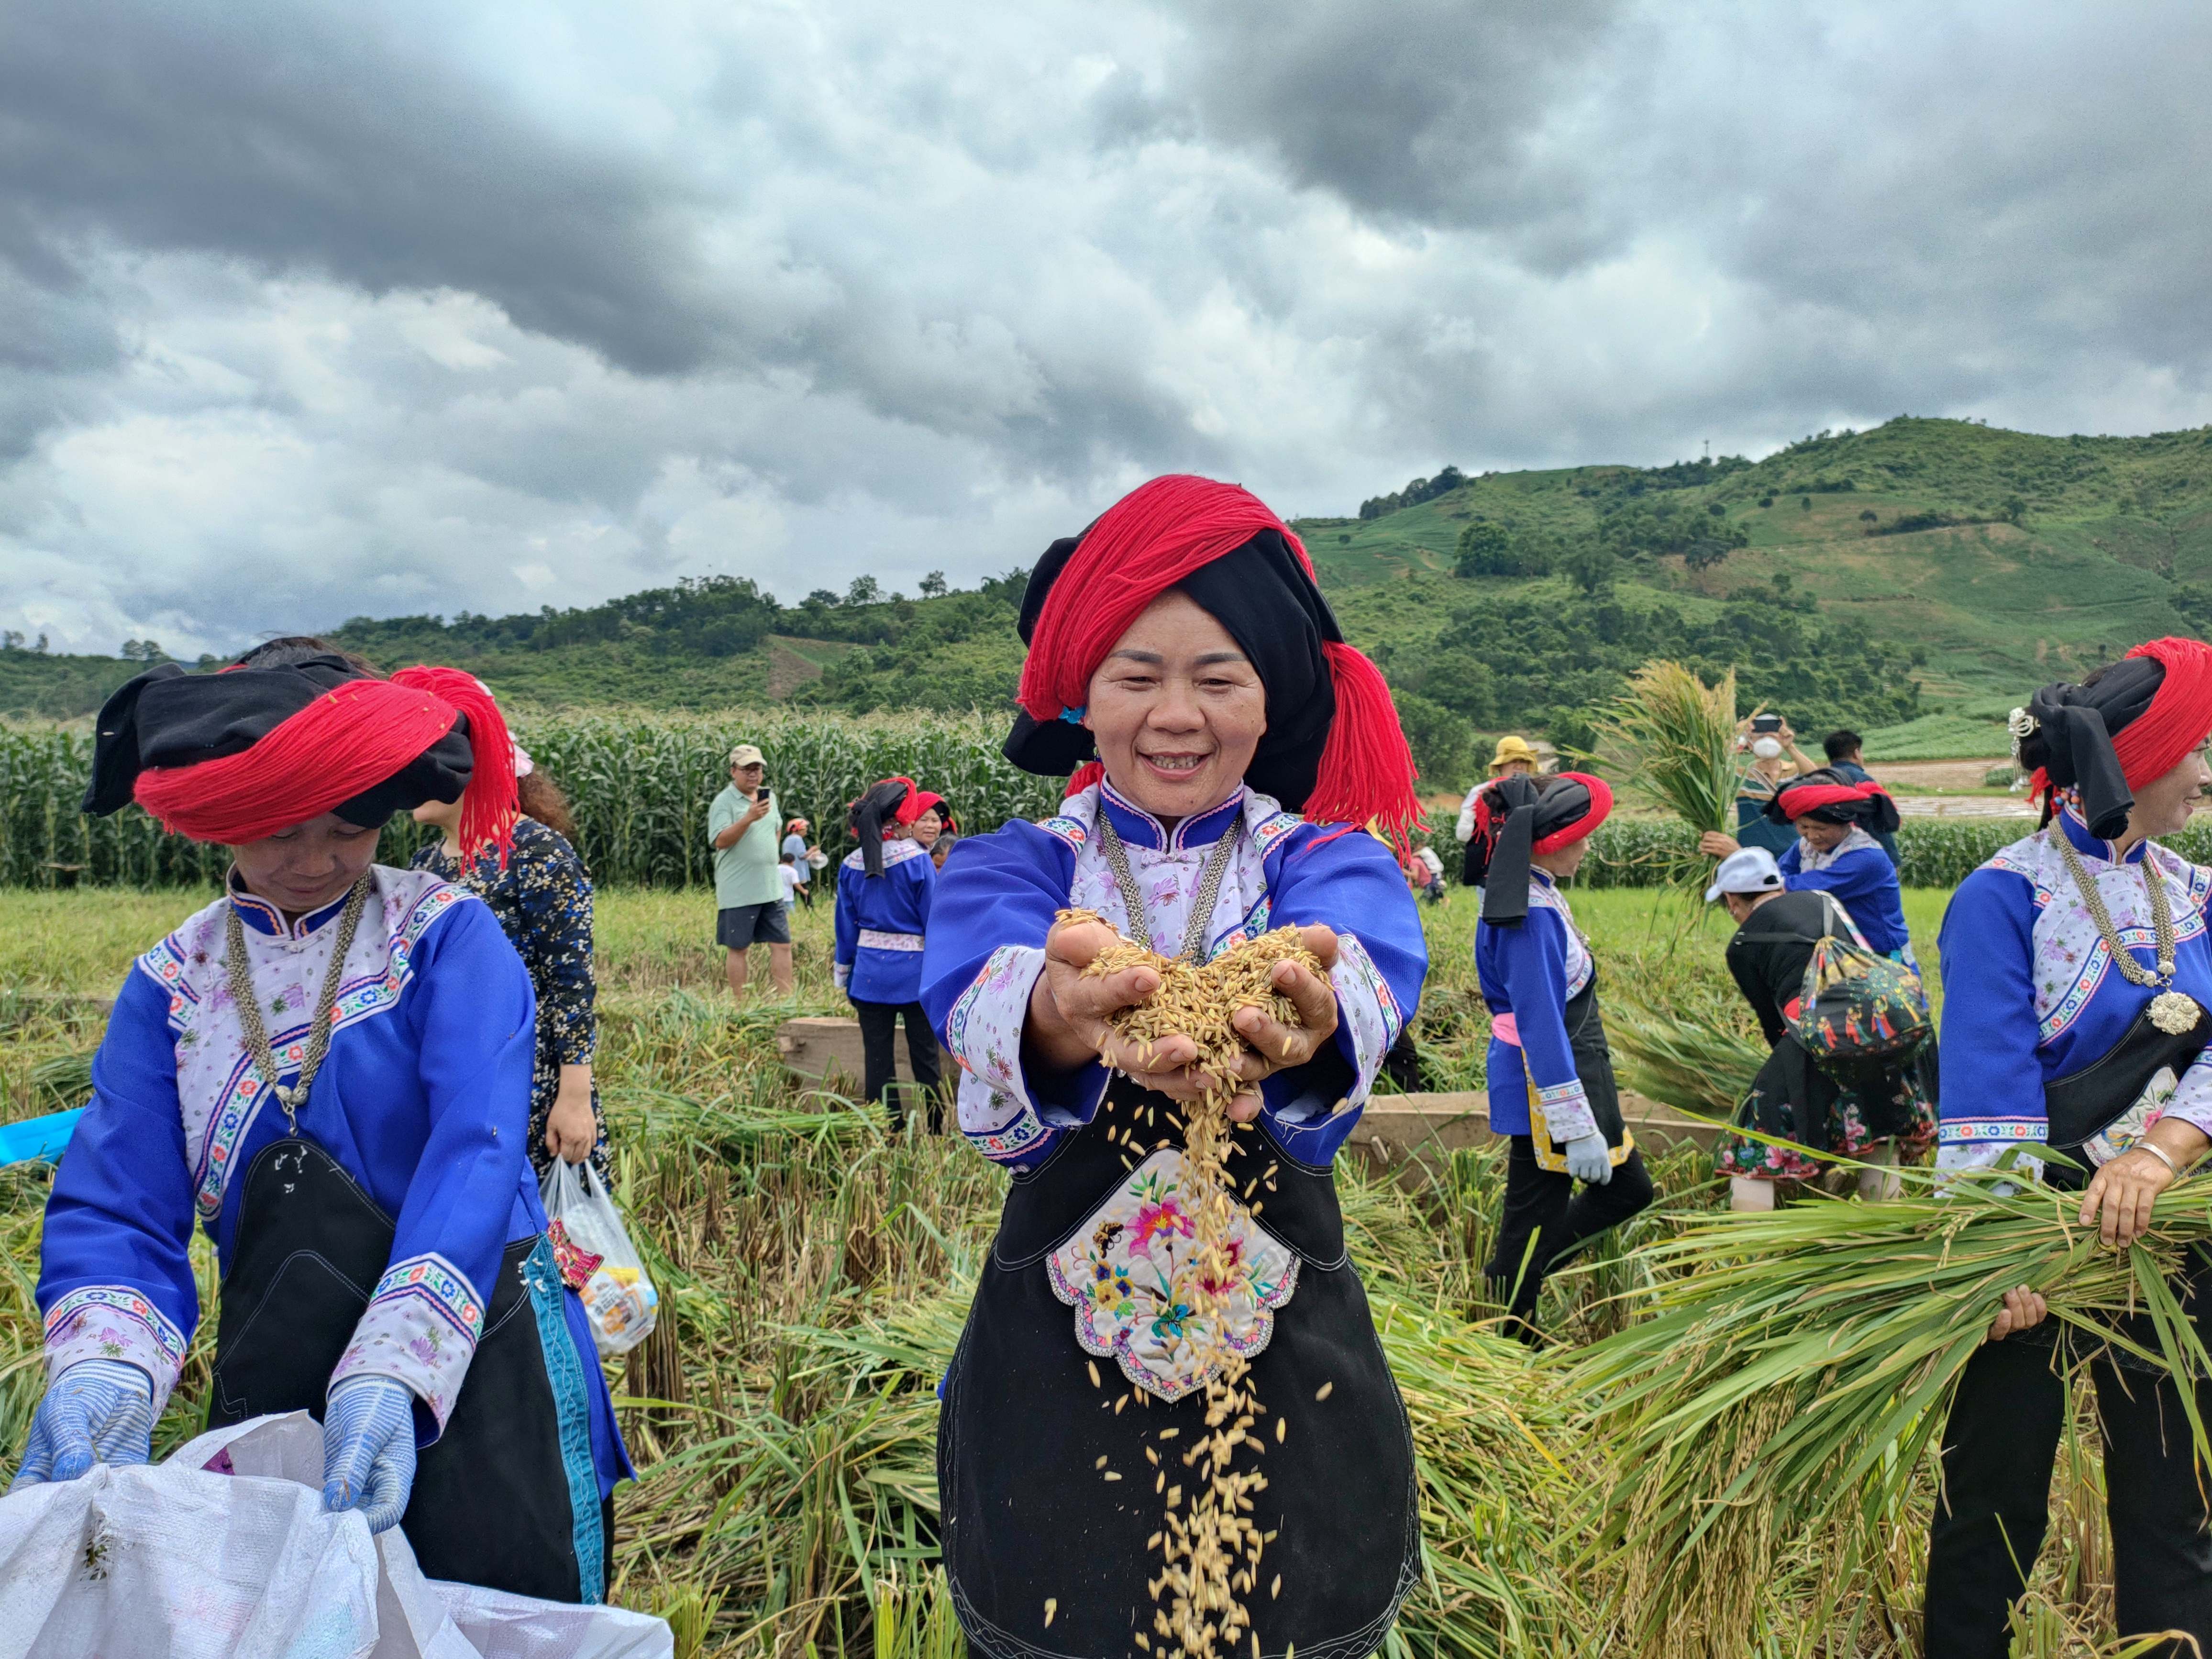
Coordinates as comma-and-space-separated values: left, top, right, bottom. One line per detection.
388, 666, 520, 867
1015, 474, 1421, 839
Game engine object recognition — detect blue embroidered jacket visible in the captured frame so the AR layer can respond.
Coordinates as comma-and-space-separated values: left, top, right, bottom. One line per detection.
1936, 806, 2212, 1168
1778, 835, 1911, 957
1476, 871, 1599, 1144
37, 867, 630, 1501
918, 782, 1425, 1171
833, 837, 937, 1004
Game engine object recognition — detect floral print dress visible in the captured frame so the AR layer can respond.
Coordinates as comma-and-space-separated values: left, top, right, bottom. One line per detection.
414, 816, 608, 1177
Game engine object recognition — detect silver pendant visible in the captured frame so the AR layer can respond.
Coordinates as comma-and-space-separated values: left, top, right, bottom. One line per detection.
2150, 992, 2202, 1036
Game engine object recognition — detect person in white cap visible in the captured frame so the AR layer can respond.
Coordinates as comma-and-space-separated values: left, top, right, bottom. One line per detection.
1705, 847, 1932, 1210
709, 743, 793, 997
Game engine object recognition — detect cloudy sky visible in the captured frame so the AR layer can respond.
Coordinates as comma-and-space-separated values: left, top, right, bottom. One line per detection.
4, 1, 2209, 658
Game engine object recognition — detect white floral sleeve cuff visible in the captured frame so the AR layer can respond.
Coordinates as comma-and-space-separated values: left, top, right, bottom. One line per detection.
944, 942, 1109, 1163
44, 1286, 190, 1418
833, 962, 852, 994
1282, 932, 1399, 1125
331, 1253, 485, 1438
1533, 1077, 1599, 1145
2160, 1052, 2212, 1140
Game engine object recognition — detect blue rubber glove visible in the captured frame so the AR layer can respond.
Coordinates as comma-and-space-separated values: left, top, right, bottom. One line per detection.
8, 1359, 156, 1492
1563, 1132, 1614, 1186
321, 1376, 418, 1535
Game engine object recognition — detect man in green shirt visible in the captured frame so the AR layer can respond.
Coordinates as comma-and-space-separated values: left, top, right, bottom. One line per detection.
709, 743, 793, 997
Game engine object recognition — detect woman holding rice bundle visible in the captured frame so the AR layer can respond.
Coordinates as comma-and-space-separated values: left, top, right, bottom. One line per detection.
919, 475, 1427, 1659
1928, 638, 2212, 1655
9, 640, 630, 1603
1470, 773, 1654, 1336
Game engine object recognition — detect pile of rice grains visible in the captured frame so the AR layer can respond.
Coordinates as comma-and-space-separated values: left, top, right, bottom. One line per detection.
1059, 908, 1326, 1659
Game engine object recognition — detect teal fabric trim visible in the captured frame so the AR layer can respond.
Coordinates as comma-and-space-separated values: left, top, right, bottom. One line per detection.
524, 1234, 605, 1604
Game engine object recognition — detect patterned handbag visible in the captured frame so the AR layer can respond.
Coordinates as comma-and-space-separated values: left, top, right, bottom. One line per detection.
1786, 894, 1933, 1067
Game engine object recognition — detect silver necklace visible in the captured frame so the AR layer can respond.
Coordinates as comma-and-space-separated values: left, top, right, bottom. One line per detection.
223, 874, 373, 1134
1094, 804, 1242, 961
2050, 826, 2201, 1035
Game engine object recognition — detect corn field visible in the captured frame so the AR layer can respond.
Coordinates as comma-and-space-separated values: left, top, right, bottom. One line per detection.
0, 714, 1063, 889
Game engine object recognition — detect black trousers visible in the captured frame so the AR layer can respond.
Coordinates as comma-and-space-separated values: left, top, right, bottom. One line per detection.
1483, 1134, 1653, 1326
1927, 1336, 2212, 1658
852, 997, 941, 1130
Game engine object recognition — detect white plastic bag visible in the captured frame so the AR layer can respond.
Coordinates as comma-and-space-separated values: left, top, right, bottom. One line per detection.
542, 1159, 660, 1355
0, 1414, 382, 1659
0, 1412, 673, 1659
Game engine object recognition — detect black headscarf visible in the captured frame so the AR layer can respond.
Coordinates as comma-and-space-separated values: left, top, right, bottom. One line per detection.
2014, 657, 2165, 840
1762, 766, 1904, 834
848, 777, 916, 878
1475, 775, 1601, 928
1002, 528, 1340, 810
83, 656, 473, 827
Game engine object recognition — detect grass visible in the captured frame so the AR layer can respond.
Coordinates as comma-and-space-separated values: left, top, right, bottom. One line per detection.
0, 879, 2160, 1657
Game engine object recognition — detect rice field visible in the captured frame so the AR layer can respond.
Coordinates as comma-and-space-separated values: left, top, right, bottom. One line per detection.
0, 880, 2144, 1656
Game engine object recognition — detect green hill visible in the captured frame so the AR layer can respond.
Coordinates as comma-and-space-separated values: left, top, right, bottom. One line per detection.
1311, 416, 2212, 700
11, 417, 2212, 786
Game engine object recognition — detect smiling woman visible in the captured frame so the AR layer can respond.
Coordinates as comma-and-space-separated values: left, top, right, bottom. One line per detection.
917, 475, 1428, 1659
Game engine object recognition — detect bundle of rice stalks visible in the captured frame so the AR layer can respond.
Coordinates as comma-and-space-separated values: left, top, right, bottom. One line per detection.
1567, 1169, 2212, 1659
1602, 995, 1765, 1119
1596, 662, 1744, 888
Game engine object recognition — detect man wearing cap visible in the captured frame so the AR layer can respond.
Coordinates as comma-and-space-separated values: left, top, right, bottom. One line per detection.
1705, 848, 1930, 1208
710, 744, 793, 997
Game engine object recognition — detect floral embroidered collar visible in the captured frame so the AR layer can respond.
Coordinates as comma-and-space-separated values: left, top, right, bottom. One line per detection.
1096, 778, 1249, 853
2055, 800, 2150, 866
225, 869, 358, 942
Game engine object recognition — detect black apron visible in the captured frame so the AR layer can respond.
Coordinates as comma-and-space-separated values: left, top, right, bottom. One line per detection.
939, 1078, 1421, 1659
2043, 1001, 2212, 1187
1525, 974, 1634, 1168
207, 1136, 607, 1602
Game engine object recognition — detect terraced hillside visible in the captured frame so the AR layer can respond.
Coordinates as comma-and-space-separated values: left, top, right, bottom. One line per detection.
1306, 417, 2212, 699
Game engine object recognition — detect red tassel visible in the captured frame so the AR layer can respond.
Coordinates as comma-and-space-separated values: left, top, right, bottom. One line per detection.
391, 666, 519, 868
1066, 760, 1105, 799
1304, 641, 1422, 853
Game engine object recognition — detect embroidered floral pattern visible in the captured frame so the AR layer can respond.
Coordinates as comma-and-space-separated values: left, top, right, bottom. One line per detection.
1530, 1076, 1599, 1146
135, 869, 468, 1221
1046, 1149, 1297, 1401
1526, 875, 1593, 998
44, 1285, 190, 1413
332, 1251, 485, 1432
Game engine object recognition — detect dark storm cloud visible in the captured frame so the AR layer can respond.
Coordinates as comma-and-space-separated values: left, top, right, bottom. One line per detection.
0, 3, 722, 375
1167, 0, 1626, 241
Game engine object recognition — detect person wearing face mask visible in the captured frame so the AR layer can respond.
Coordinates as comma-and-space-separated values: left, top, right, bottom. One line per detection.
917, 475, 1427, 1659
10, 640, 630, 1604
1922, 639, 2212, 1656
1470, 773, 1654, 1337
1726, 717, 1819, 859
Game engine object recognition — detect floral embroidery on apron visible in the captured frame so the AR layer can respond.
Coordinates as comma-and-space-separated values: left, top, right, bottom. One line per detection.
1045, 1147, 1298, 1401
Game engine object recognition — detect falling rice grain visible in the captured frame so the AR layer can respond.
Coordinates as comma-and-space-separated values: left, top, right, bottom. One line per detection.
1097, 1455, 1110, 1469
1044, 1599, 1057, 1628
1089, 1361, 1102, 1389
1271, 1575, 1281, 1600
1275, 1418, 1286, 1443
1314, 1382, 1333, 1402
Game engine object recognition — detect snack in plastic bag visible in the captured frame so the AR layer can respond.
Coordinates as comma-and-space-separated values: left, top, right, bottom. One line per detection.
541, 1160, 659, 1356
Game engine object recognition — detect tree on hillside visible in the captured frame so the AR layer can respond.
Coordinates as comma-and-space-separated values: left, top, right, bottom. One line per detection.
1454, 521, 1558, 578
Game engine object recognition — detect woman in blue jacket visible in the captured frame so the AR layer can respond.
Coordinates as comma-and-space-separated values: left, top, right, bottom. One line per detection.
1703, 767, 1911, 959
835, 776, 941, 1129
10, 641, 628, 1603
1473, 772, 1653, 1337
